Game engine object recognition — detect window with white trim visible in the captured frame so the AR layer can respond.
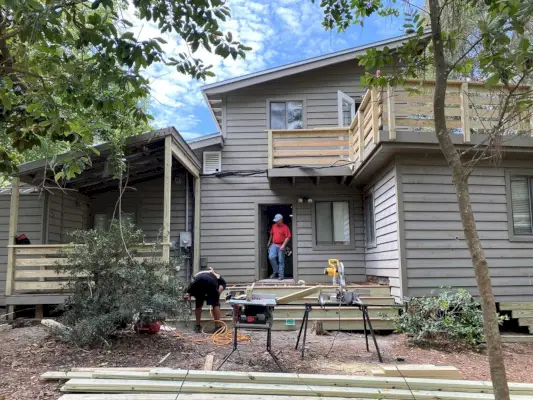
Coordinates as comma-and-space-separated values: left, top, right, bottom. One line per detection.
270, 101, 304, 129
315, 201, 351, 246
337, 91, 358, 127
509, 175, 533, 235
364, 192, 376, 245
203, 151, 222, 174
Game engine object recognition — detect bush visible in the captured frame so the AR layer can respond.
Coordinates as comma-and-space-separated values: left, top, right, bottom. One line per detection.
56, 220, 189, 346
396, 287, 504, 348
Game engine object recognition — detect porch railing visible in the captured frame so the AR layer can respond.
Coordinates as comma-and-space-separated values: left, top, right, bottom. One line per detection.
267, 127, 351, 168
5, 244, 163, 296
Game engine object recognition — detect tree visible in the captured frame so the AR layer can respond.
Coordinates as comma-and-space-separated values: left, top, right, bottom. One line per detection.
0, 0, 250, 179
314, 0, 533, 398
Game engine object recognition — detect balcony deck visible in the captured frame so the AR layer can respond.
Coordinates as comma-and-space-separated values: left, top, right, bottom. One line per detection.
267, 80, 533, 179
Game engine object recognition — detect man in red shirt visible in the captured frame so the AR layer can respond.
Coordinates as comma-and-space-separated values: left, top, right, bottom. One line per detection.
267, 214, 291, 280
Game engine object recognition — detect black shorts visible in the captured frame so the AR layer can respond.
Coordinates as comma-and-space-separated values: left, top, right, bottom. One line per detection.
189, 279, 220, 308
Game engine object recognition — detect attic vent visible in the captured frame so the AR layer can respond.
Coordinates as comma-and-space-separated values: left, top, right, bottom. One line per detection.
203, 151, 222, 174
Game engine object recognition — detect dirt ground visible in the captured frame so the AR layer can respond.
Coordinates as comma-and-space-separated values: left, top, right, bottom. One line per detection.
1, 325, 533, 400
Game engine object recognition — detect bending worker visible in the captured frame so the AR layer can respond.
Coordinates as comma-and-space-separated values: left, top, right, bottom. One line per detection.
186, 268, 227, 333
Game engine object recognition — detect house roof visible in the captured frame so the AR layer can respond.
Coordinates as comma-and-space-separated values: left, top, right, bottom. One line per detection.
201, 33, 423, 130
187, 132, 224, 150
15, 127, 201, 194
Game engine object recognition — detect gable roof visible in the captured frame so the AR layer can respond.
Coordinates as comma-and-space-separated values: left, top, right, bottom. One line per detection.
201, 33, 423, 130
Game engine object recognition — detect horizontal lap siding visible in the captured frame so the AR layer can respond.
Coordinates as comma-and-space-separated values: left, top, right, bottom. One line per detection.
201, 60, 367, 284
364, 163, 401, 299
0, 193, 44, 306
399, 157, 533, 301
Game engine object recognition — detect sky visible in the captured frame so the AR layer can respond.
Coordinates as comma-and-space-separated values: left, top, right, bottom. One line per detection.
127, 0, 414, 141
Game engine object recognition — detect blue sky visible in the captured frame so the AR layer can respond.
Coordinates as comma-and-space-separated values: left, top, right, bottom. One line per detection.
128, 0, 413, 141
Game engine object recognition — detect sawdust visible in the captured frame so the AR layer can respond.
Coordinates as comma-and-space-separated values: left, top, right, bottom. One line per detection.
1, 325, 533, 400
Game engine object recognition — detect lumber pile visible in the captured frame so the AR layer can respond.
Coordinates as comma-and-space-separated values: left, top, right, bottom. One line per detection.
41, 367, 533, 400
372, 364, 462, 379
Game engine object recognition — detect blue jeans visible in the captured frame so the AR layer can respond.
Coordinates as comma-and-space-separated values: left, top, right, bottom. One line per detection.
268, 244, 285, 277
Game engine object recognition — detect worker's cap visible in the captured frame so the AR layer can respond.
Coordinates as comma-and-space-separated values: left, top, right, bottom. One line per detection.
273, 214, 283, 222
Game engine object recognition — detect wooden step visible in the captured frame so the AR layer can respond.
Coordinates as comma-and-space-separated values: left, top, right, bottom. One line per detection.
195, 316, 395, 331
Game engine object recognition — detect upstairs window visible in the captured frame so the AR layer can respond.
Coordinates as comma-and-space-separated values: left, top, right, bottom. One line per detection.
270, 101, 304, 129
337, 91, 357, 127
315, 201, 351, 246
510, 176, 533, 235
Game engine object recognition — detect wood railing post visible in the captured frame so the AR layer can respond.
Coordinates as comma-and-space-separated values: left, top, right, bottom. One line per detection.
6, 177, 20, 320
193, 176, 201, 275
371, 87, 380, 144
267, 130, 273, 169
162, 135, 172, 262
460, 82, 471, 142
387, 84, 396, 140
358, 109, 364, 161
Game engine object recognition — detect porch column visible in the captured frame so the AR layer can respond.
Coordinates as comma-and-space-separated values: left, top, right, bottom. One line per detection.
193, 176, 201, 274
162, 135, 172, 262
5, 177, 20, 319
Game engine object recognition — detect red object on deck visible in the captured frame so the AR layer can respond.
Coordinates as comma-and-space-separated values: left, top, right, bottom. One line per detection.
134, 321, 160, 334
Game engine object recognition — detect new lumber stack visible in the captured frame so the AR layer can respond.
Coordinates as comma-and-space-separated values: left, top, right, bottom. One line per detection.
41, 368, 533, 400
500, 302, 533, 334
372, 364, 462, 379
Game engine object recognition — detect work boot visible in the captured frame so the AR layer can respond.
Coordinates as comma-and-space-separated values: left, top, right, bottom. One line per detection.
278, 276, 284, 281
194, 325, 202, 333
269, 273, 277, 279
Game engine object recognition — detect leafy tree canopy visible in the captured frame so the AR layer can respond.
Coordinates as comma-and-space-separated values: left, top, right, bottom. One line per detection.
0, 0, 250, 179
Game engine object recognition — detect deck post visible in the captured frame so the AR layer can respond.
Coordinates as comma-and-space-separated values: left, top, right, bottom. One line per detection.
267, 130, 273, 169
387, 84, 396, 140
162, 135, 172, 262
357, 109, 364, 162
460, 82, 471, 143
193, 176, 201, 275
371, 87, 380, 144
5, 177, 20, 320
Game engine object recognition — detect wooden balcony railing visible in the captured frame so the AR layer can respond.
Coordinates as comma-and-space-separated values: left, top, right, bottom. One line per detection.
5, 244, 163, 296
267, 127, 351, 168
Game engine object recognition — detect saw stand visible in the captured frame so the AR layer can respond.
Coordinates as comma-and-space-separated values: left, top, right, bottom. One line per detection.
295, 302, 383, 363
217, 296, 283, 372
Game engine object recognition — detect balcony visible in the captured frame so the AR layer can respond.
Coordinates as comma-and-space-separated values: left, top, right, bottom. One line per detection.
267, 80, 532, 179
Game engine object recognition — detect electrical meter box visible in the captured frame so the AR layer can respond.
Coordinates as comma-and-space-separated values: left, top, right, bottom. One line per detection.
179, 231, 192, 248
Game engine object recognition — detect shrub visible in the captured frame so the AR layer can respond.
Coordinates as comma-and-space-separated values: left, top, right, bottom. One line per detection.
56, 220, 189, 346
396, 287, 504, 348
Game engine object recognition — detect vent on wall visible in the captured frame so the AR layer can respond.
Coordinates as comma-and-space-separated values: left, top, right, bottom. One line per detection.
203, 151, 222, 174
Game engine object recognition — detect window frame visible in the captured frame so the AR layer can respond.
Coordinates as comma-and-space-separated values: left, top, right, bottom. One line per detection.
311, 198, 356, 251
364, 191, 377, 248
266, 97, 307, 130
505, 169, 533, 241
337, 90, 357, 127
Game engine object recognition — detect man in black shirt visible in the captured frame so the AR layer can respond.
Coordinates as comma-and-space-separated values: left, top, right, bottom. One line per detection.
186, 268, 227, 333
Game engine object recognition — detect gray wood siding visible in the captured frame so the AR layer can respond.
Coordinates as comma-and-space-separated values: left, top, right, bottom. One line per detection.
47, 191, 90, 243
200, 60, 368, 283
0, 193, 44, 306
363, 162, 401, 298
398, 156, 533, 302
90, 176, 191, 279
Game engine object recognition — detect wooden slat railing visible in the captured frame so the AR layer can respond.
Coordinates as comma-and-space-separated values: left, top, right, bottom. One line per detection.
268, 127, 351, 168
6, 244, 163, 294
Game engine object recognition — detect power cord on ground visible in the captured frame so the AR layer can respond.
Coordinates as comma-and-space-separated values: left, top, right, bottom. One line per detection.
165, 321, 251, 346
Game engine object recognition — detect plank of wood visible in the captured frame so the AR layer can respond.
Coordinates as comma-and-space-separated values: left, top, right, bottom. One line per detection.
500, 302, 533, 311
511, 310, 533, 318
274, 140, 348, 148
44, 369, 533, 395
60, 378, 516, 399
276, 286, 322, 305
70, 368, 159, 372
15, 270, 84, 279
16, 247, 72, 255
57, 395, 355, 400
15, 258, 69, 267
272, 157, 349, 166
272, 131, 348, 139
273, 149, 349, 157
380, 365, 461, 379
518, 318, 533, 327
203, 354, 214, 371
15, 281, 68, 291
500, 334, 533, 343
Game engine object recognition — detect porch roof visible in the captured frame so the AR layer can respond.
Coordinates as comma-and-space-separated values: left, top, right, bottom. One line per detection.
14, 127, 201, 195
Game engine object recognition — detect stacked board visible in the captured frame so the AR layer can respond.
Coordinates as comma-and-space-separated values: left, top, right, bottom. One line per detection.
500, 302, 533, 334
41, 368, 533, 400
372, 365, 462, 379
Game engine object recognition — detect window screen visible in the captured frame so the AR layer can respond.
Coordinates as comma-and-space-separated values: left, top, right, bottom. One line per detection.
510, 176, 533, 234
315, 201, 351, 246
270, 101, 303, 129
364, 193, 375, 244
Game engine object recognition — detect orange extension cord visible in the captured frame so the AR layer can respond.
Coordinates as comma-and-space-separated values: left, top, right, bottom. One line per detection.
168, 320, 251, 346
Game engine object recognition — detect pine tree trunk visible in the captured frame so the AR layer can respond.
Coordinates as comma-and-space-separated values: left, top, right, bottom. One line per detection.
427, 1, 509, 399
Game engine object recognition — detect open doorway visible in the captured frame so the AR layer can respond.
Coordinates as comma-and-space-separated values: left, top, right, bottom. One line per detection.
258, 204, 294, 280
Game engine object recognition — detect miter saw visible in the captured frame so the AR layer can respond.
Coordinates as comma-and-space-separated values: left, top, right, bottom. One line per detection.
319, 259, 361, 307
